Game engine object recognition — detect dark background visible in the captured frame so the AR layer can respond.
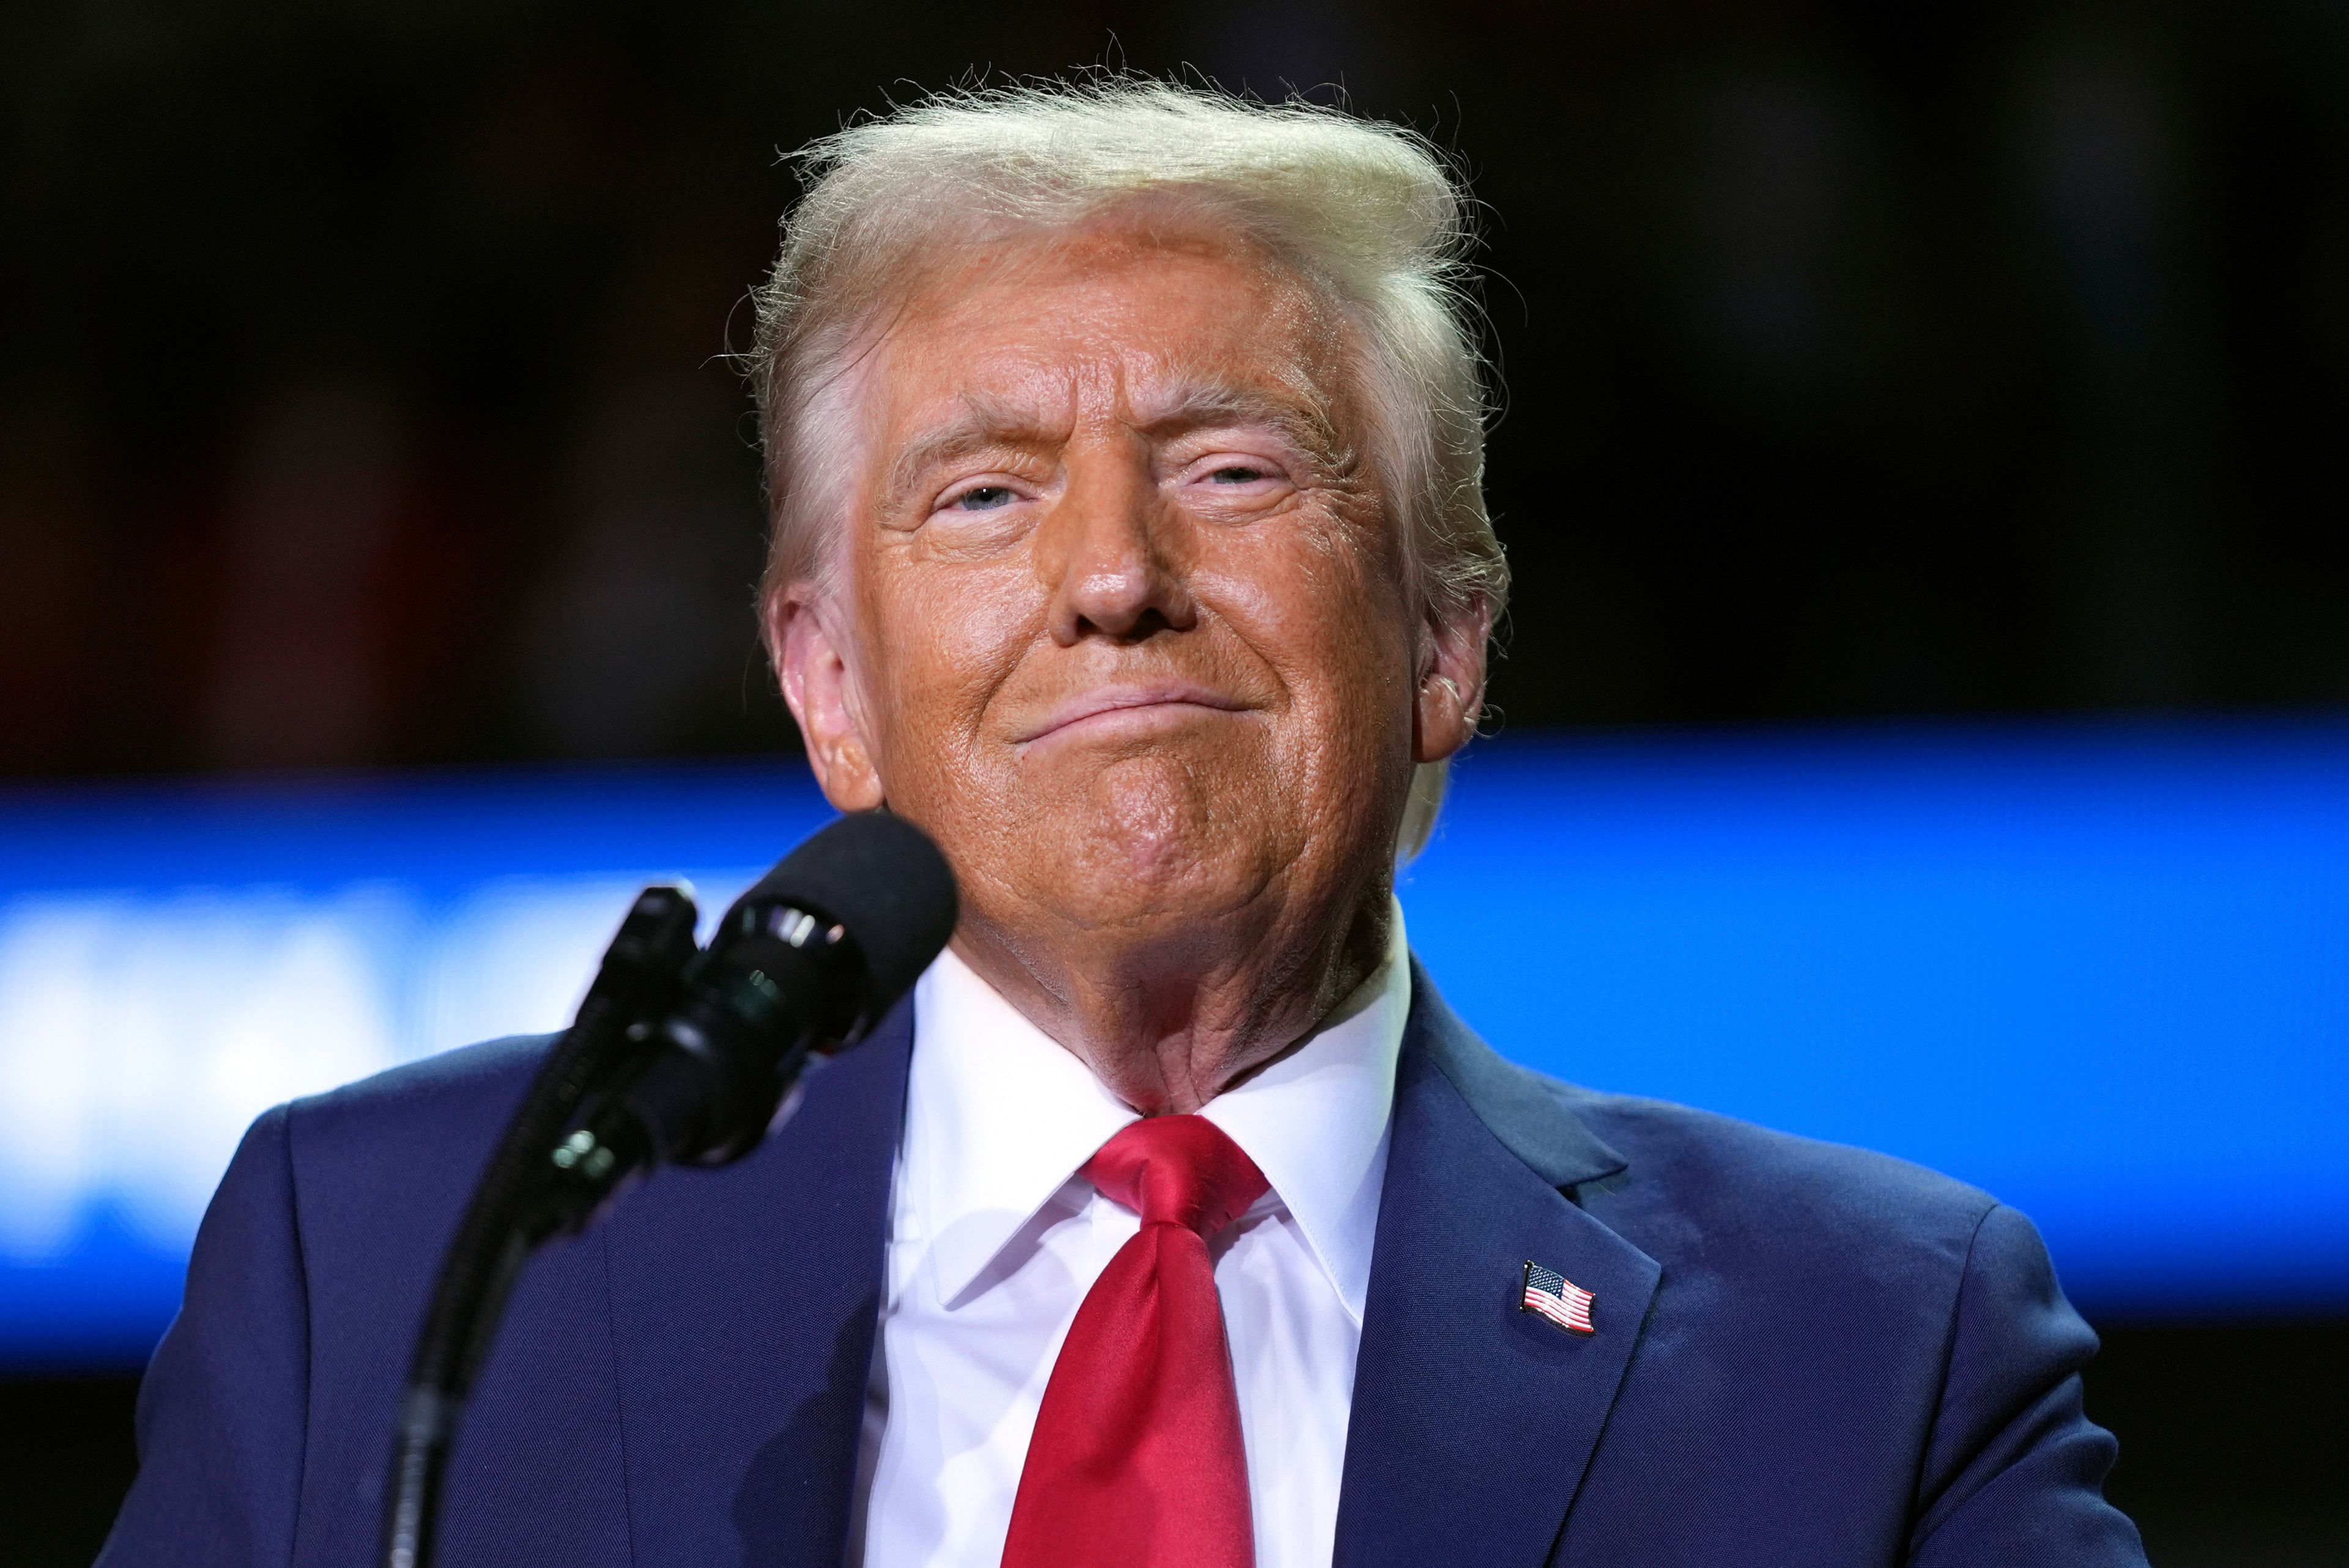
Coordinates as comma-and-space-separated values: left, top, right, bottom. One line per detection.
2, 0, 2343, 1561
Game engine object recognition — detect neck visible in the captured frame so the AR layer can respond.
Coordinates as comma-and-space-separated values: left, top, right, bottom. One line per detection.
949, 881, 1393, 1115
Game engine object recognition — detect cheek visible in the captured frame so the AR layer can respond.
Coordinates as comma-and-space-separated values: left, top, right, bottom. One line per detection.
859, 552, 1039, 768
1206, 514, 1417, 731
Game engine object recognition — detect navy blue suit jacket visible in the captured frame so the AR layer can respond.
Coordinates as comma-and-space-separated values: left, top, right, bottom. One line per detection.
100, 964, 2145, 1566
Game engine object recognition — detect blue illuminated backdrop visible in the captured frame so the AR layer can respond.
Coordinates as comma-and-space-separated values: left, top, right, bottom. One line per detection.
2, 720, 2343, 1368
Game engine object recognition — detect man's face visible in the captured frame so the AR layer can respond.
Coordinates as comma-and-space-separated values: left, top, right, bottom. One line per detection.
776, 222, 1482, 959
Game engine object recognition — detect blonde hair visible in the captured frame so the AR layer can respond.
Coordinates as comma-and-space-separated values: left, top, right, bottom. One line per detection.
748, 79, 1503, 856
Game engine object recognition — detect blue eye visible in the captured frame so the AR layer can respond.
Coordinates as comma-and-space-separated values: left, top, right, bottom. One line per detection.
1209, 466, 1265, 485
952, 486, 1017, 511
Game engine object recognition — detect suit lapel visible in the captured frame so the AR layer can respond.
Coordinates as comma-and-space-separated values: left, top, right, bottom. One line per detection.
1334, 966, 1661, 1568
599, 1000, 913, 1568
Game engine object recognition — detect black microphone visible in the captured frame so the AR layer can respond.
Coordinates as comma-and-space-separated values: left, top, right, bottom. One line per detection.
541, 810, 959, 1207
382, 812, 956, 1568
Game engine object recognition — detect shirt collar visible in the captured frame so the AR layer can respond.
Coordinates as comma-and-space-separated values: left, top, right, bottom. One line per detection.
900, 906, 1411, 1323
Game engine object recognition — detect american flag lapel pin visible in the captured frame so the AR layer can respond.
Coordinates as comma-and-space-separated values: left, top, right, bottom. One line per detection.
1521, 1260, 1597, 1335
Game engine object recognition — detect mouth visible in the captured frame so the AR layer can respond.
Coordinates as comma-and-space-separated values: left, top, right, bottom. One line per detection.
1014, 682, 1250, 747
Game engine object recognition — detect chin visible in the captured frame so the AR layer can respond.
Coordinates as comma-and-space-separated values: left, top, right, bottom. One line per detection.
1036, 758, 1284, 930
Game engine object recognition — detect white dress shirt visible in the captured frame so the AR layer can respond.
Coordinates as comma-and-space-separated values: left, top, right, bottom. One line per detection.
848, 906, 1412, 1568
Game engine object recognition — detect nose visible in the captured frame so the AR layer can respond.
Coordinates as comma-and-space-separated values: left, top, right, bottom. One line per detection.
1038, 444, 1197, 645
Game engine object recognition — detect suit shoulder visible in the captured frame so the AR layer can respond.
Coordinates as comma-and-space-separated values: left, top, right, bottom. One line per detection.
291, 1033, 554, 1128
1405, 968, 2000, 1262
1554, 1078, 2000, 1258
280, 1034, 555, 1188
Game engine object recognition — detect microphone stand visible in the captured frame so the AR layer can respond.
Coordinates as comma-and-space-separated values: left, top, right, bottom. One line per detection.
376, 810, 957, 1568
379, 884, 698, 1568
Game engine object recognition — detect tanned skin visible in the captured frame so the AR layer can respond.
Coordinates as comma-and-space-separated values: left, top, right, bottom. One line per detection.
771, 216, 1488, 1115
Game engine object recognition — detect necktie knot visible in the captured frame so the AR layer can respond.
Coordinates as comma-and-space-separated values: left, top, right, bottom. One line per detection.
1082, 1114, 1268, 1240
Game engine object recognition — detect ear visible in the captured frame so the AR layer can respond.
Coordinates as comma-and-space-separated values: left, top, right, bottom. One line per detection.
1412, 595, 1492, 766
770, 584, 886, 812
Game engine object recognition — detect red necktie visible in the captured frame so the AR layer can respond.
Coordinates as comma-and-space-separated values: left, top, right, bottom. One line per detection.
1000, 1114, 1270, 1568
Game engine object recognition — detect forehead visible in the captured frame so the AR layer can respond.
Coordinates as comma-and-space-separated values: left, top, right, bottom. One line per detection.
867, 221, 1349, 426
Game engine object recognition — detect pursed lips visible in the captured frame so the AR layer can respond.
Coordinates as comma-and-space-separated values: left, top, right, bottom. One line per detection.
1013, 682, 1250, 747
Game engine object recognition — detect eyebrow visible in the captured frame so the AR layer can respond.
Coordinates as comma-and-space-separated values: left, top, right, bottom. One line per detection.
881, 379, 1350, 509
882, 396, 1064, 509
1129, 380, 1343, 461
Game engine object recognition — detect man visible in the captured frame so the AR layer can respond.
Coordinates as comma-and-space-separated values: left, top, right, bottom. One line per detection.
101, 83, 2147, 1567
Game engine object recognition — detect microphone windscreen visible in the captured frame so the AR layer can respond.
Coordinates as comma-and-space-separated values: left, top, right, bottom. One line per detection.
725, 812, 959, 1022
